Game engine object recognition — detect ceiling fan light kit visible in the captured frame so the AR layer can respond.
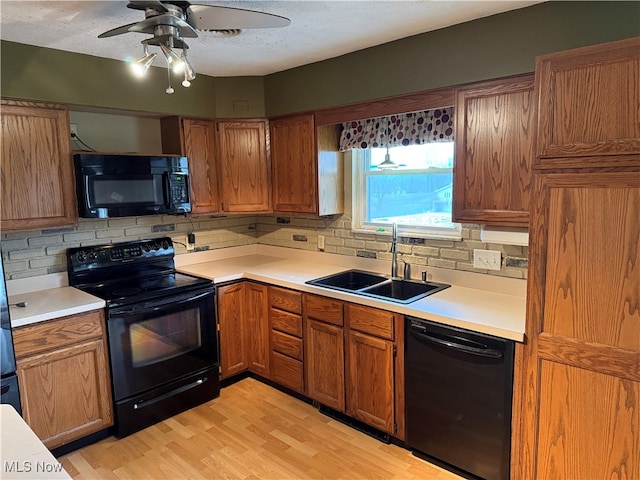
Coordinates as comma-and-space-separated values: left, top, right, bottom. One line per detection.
99, 0, 290, 94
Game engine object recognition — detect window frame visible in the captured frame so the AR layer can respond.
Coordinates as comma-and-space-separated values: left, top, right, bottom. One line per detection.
351, 148, 462, 240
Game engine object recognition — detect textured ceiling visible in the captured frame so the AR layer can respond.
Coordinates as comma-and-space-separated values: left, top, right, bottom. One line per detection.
0, 1, 544, 77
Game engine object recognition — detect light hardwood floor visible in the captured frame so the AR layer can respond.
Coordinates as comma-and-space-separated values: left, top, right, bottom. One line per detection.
60, 378, 463, 479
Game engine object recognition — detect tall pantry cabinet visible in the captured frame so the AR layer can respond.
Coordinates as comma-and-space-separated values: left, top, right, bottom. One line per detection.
513, 37, 640, 480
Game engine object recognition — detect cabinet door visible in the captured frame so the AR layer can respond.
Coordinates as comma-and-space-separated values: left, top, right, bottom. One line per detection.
453, 75, 535, 226
346, 331, 394, 434
1, 100, 77, 231
217, 120, 271, 213
16, 338, 113, 449
305, 319, 345, 411
218, 283, 248, 379
270, 114, 317, 213
245, 282, 270, 377
535, 37, 640, 167
514, 171, 640, 479
181, 118, 220, 215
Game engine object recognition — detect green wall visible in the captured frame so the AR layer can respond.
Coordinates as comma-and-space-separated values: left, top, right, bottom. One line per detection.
264, 1, 640, 116
0, 41, 265, 118
1, 2, 638, 118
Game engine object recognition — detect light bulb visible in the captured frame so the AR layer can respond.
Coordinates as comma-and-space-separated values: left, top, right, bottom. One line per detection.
166, 86, 175, 94
182, 79, 191, 88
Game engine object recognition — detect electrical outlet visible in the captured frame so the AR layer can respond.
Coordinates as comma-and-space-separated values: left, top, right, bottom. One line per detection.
185, 235, 195, 252
318, 235, 325, 251
70, 123, 78, 137
473, 249, 502, 270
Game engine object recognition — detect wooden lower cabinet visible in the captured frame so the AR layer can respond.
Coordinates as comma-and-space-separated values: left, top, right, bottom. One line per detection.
269, 287, 304, 393
305, 318, 345, 411
218, 283, 248, 379
345, 303, 402, 438
13, 310, 113, 449
218, 282, 270, 380
245, 282, 270, 376
304, 295, 403, 438
345, 331, 394, 433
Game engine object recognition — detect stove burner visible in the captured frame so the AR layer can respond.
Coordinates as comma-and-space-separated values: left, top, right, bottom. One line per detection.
112, 287, 143, 297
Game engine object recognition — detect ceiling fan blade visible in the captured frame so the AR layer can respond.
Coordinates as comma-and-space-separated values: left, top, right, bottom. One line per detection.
186, 5, 291, 30
127, 1, 169, 13
98, 14, 198, 39
98, 21, 145, 38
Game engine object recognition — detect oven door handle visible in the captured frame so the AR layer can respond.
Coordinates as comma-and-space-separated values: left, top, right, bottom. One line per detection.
110, 289, 214, 316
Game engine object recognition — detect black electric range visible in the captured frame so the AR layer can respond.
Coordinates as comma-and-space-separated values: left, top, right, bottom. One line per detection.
67, 237, 212, 307
66, 237, 219, 438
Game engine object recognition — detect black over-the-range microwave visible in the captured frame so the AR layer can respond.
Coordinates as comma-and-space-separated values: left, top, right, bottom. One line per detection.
73, 153, 191, 218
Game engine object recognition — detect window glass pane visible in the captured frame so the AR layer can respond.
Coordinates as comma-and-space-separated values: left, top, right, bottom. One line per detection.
354, 142, 457, 232
365, 171, 454, 228
370, 143, 454, 170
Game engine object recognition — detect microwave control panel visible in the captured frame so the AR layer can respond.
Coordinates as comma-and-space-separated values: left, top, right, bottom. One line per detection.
168, 173, 189, 204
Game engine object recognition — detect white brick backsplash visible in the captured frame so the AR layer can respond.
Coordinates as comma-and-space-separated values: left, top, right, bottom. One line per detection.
1, 211, 528, 282
62, 231, 96, 242
8, 248, 46, 260
123, 226, 152, 236
428, 258, 457, 269
440, 249, 470, 261
29, 256, 65, 269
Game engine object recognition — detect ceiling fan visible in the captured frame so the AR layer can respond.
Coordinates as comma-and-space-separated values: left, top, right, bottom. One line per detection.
98, 0, 291, 93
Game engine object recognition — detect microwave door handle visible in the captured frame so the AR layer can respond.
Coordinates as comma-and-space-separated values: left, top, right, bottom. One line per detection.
162, 172, 171, 207
84, 176, 92, 208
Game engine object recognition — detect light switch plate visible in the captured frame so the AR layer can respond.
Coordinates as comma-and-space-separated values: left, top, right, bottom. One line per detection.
318, 235, 325, 251
473, 249, 502, 270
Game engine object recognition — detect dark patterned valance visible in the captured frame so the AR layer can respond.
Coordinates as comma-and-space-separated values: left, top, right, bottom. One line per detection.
338, 108, 454, 152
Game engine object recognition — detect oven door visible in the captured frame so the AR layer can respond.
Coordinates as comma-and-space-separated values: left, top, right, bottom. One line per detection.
107, 287, 217, 401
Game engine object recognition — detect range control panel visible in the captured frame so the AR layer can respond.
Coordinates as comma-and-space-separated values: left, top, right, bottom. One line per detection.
68, 238, 174, 273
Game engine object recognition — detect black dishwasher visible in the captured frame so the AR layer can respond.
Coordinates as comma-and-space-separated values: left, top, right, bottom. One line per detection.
405, 317, 514, 480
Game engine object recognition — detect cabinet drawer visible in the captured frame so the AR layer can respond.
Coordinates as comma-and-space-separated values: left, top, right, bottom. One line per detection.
13, 310, 105, 359
346, 304, 394, 340
304, 294, 343, 326
269, 286, 302, 314
271, 351, 304, 393
270, 309, 303, 337
272, 330, 303, 361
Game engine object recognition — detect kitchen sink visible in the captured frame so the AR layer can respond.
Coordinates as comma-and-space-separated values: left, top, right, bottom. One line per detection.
360, 278, 449, 303
306, 269, 388, 292
306, 269, 450, 304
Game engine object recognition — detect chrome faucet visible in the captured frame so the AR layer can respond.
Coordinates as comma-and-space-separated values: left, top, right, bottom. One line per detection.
390, 223, 398, 278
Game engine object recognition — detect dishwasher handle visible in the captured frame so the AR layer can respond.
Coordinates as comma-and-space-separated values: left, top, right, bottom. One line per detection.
409, 323, 504, 358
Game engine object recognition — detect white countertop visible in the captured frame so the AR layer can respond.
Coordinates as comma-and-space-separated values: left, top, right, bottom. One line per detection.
8, 287, 105, 328
5, 245, 526, 341
178, 252, 526, 341
0, 405, 71, 480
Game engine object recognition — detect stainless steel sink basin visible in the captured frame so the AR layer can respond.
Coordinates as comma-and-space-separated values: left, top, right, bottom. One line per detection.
306, 269, 450, 304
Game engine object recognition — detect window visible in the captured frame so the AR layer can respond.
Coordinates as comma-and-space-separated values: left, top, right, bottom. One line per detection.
352, 142, 461, 239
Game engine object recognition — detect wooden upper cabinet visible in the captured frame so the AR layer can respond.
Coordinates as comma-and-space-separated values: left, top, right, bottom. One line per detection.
1, 99, 77, 231
535, 36, 640, 168
270, 114, 317, 213
453, 75, 535, 227
161, 117, 220, 215
270, 114, 344, 216
216, 119, 271, 213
